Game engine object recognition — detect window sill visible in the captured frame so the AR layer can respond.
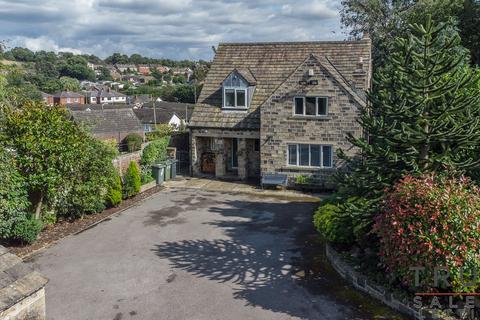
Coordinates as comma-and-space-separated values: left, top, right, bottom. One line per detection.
281, 166, 335, 171
289, 115, 331, 120
222, 107, 248, 112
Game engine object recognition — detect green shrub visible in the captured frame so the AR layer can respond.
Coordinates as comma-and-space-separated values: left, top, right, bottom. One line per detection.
105, 171, 122, 207
124, 133, 143, 152
313, 196, 375, 246
295, 175, 311, 185
313, 202, 353, 245
12, 217, 43, 244
374, 174, 480, 293
141, 169, 155, 185
123, 161, 141, 199
141, 137, 170, 166
51, 138, 117, 217
41, 210, 57, 226
145, 124, 173, 141
0, 149, 31, 241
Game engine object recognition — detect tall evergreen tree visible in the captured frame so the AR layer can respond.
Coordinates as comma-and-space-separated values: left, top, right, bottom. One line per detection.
339, 16, 480, 198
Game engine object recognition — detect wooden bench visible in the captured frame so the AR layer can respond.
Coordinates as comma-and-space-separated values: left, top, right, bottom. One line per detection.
261, 173, 288, 189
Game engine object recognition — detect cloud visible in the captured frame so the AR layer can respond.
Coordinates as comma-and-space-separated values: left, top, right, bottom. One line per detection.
14, 36, 83, 54
0, 0, 343, 60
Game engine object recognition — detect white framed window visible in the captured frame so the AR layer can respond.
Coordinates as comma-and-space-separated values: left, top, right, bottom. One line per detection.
293, 97, 328, 116
66, 97, 71, 103
74, 98, 79, 103
223, 87, 247, 108
287, 144, 333, 168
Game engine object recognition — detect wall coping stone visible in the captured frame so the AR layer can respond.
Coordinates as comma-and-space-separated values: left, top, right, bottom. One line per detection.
325, 244, 460, 320
0, 245, 48, 313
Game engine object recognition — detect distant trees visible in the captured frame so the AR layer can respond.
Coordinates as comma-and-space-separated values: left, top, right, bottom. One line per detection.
340, 0, 479, 66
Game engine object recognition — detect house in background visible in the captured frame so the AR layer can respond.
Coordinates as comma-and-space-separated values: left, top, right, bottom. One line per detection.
115, 64, 136, 73
85, 88, 127, 104
134, 101, 194, 132
137, 64, 151, 75
53, 91, 85, 105
189, 38, 371, 183
70, 108, 144, 143
41, 92, 54, 106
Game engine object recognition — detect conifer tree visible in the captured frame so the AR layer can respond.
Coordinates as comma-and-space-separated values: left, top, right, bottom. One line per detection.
339, 16, 480, 198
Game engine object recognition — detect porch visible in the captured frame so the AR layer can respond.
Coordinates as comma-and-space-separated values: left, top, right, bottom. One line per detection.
191, 129, 260, 180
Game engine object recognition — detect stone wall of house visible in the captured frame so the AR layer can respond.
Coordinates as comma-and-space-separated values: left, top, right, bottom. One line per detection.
260, 56, 363, 185
246, 139, 260, 178
0, 246, 48, 320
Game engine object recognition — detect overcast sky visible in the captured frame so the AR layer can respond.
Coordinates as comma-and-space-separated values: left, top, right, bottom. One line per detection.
0, 0, 345, 61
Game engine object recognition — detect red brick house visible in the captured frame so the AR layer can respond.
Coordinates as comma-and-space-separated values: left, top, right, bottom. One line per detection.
53, 91, 85, 105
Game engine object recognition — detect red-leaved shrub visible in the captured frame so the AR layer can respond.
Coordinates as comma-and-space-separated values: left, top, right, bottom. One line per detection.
374, 174, 480, 292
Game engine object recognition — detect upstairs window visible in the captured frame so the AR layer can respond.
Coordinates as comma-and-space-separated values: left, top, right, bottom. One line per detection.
223, 71, 249, 109
293, 97, 328, 116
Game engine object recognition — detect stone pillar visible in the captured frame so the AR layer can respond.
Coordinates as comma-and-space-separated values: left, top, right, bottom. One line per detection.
0, 246, 48, 320
191, 135, 199, 176
237, 138, 247, 180
214, 138, 226, 177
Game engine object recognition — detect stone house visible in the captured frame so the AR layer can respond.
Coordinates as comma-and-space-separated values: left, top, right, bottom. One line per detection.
188, 38, 372, 183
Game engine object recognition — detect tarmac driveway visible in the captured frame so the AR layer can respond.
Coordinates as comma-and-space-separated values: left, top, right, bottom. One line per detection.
26, 188, 404, 320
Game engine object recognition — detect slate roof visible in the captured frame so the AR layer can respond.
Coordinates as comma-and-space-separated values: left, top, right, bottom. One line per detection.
134, 101, 194, 124
68, 103, 133, 111
71, 108, 143, 135
54, 91, 84, 98
190, 40, 371, 130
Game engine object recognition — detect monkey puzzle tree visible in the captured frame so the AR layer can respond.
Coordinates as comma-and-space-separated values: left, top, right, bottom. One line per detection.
339, 16, 480, 198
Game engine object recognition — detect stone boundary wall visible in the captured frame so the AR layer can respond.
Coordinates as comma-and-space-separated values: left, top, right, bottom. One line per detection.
113, 151, 142, 174
0, 246, 48, 320
325, 244, 458, 320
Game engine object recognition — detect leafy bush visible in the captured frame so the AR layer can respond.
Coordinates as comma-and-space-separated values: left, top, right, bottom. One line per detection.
141, 170, 155, 185
141, 137, 170, 166
314, 202, 353, 245
51, 137, 117, 217
123, 161, 141, 199
124, 133, 143, 152
145, 124, 173, 142
313, 197, 375, 246
374, 174, 480, 292
105, 171, 122, 207
12, 217, 43, 244
0, 149, 31, 241
295, 175, 311, 185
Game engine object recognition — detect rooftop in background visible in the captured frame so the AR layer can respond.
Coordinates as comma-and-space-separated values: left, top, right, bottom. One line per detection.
134, 101, 194, 124
67, 103, 133, 111
70, 108, 143, 139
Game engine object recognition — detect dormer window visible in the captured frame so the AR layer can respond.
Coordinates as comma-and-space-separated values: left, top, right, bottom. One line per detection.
222, 69, 256, 109
224, 88, 246, 108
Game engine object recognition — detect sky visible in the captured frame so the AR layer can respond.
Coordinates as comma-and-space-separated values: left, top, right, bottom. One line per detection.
0, 0, 345, 61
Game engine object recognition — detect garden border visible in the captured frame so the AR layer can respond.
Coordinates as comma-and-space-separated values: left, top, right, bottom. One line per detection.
17, 186, 164, 261
325, 244, 457, 320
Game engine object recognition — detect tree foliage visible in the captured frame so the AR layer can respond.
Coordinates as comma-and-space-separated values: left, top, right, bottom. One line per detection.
0, 149, 32, 242
123, 161, 141, 199
338, 17, 480, 199
340, 0, 472, 66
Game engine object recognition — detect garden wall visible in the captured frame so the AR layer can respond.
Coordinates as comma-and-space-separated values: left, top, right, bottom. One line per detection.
325, 244, 457, 320
112, 151, 142, 174
0, 246, 48, 320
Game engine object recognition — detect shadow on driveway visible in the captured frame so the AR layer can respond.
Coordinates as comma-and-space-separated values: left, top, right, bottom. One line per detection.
152, 195, 406, 319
